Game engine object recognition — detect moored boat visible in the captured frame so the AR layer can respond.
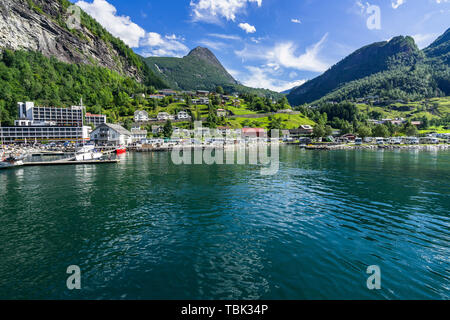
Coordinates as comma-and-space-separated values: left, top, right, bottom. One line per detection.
74, 144, 103, 161
0, 152, 25, 168
116, 147, 127, 155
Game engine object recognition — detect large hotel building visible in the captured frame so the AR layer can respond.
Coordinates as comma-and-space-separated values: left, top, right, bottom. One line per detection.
0, 102, 98, 143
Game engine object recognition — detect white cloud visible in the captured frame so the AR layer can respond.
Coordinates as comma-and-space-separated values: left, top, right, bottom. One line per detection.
391, 0, 405, 9
236, 33, 329, 73
291, 18, 301, 24
239, 66, 307, 92
412, 33, 438, 49
190, 0, 262, 23
238, 23, 256, 33
140, 32, 189, 57
76, 0, 145, 48
76, 0, 188, 57
208, 33, 242, 40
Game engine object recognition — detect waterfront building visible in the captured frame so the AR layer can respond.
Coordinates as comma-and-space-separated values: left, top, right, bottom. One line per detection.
89, 123, 133, 146
0, 126, 90, 143
85, 113, 107, 128
131, 128, 148, 142
16, 102, 83, 127
1, 102, 90, 143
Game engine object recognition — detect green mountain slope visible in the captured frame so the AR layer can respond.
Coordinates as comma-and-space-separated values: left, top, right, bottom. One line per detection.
0, 49, 150, 125
144, 47, 238, 91
287, 36, 424, 105
144, 47, 283, 99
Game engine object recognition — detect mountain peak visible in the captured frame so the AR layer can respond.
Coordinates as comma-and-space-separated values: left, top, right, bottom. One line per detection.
187, 47, 223, 68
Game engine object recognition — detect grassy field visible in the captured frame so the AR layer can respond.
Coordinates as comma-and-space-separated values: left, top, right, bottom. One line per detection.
356, 96, 450, 121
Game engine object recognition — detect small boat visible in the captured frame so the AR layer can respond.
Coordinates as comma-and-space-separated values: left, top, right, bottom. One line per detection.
74, 144, 103, 161
0, 153, 25, 169
116, 147, 127, 155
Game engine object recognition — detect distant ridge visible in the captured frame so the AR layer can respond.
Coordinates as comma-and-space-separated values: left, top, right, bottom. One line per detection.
287, 36, 423, 105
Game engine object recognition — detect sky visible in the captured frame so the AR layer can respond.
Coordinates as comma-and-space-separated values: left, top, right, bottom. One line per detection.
74, 0, 450, 92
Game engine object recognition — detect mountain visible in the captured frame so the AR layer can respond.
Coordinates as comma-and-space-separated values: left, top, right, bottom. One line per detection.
0, 0, 165, 87
144, 47, 238, 91
424, 28, 450, 64
287, 36, 425, 105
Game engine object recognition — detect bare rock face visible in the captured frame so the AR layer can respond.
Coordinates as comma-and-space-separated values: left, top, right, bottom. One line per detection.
0, 0, 141, 80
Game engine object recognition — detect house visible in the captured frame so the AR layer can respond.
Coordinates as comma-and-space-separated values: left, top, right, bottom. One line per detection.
196, 90, 209, 96
159, 89, 177, 96
134, 110, 149, 122
281, 130, 291, 141
217, 126, 232, 136
131, 127, 148, 142
192, 98, 210, 105
341, 133, 356, 141
233, 100, 241, 106
148, 94, 165, 100
177, 111, 191, 120
217, 109, 227, 117
157, 112, 175, 121
151, 125, 163, 135
90, 123, 132, 146
242, 128, 266, 138
289, 125, 314, 139
411, 121, 422, 126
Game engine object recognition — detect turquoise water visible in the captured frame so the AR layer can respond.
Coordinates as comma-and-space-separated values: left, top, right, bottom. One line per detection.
0, 147, 449, 299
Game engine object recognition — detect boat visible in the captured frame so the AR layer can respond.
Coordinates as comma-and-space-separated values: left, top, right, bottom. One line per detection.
0, 152, 25, 169
116, 147, 127, 155
74, 144, 103, 161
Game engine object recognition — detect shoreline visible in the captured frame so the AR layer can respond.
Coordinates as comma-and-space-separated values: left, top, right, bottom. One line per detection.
303, 144, 450, 151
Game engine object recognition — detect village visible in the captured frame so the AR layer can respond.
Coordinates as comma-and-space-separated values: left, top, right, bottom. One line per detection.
1, 89, 450, 163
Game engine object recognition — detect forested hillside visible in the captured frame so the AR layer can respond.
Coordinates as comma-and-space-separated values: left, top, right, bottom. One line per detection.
0, 50, 150, 125
287, 30, 450, 106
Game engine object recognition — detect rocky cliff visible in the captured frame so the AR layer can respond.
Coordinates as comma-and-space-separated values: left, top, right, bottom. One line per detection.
0, 0, 143, 80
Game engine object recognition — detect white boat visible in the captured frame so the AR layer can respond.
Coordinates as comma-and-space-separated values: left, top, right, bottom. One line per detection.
0, 152, 25, 168
74, 145, 103, 161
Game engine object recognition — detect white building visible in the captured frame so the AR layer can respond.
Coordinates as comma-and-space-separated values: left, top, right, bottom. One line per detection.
177, 111, 191, 120
90, 123, 132, 146
134, 110, 149, 122
16, 102, 83, 127
85, 113, 107, 127
131, 128, 148, 142
157, 112, 175, 121
0, 126, 90, 143
1, 102, 89, 143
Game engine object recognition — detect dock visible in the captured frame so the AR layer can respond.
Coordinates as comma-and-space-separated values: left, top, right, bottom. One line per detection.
23, 159, 120, 167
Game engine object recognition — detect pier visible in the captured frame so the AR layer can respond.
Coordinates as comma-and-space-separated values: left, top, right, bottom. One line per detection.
22, 159, 120, 167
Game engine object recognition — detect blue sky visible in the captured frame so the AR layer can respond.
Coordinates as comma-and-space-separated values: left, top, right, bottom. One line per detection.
74, 0, 450, 92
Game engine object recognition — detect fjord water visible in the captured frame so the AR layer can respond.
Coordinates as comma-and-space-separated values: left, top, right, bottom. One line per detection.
0, 147, 449, 300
